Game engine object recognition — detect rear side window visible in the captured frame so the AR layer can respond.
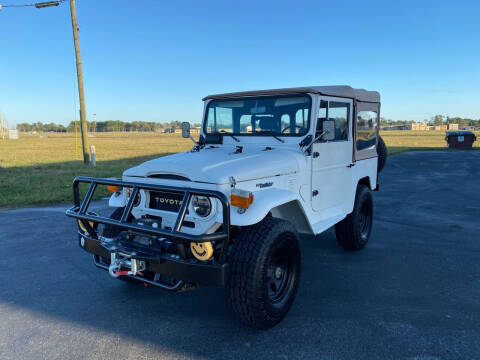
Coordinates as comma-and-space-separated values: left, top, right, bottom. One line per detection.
356, 111, 378, 150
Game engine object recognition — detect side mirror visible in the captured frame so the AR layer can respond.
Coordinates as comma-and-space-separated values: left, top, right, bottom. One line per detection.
321, 119, 335, 141
181, 122, 191, 138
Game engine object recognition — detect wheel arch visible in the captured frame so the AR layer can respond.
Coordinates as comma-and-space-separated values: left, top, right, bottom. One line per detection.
358, 176, 373, 190
345, 175, 376, 215
230, 188, 312, 234
269, 200, 312, 234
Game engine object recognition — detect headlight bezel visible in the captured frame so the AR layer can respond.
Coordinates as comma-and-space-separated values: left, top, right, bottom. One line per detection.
191, 195, 212, 217
125, 187, 141, 207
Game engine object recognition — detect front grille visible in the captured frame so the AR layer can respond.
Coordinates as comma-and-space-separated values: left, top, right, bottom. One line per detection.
149, 191, 186, 213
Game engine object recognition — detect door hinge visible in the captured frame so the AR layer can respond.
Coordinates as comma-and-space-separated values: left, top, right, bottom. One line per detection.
313, 152, 319, 158
347, 163, 355, 168
312, 190, 319, 197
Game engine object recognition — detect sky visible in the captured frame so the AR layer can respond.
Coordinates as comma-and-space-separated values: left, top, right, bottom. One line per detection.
0, 0, 479, 126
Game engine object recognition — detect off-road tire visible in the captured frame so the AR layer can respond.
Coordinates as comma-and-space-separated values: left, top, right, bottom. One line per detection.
227, 217, 301, 329
377, 136, 387, 173
335, 185, 373, 251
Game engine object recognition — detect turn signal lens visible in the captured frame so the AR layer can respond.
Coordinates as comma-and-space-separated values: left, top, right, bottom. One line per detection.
230, 189, 254, 209
107, 185, 120, 193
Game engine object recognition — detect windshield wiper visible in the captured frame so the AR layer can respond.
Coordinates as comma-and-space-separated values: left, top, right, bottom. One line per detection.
219, 130, 240, 142
255, 131, 285, 143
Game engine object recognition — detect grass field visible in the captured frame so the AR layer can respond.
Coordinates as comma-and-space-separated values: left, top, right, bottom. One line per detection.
0, 133, 192, 208
0, 131, 478, 208
382, 130, 479, 155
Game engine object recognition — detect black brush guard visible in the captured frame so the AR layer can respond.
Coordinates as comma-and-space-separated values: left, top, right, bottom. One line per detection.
65, 176, 231, 287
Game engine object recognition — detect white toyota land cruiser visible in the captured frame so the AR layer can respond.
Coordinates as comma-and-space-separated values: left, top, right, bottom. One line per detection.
67, 85, 387, 329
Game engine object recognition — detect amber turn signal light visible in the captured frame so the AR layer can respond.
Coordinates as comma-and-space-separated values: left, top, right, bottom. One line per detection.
107, 185, 120, 193
230, 189, 254, 209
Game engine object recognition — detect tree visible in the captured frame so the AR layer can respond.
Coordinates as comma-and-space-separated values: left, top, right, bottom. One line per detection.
431, 115, 445, 126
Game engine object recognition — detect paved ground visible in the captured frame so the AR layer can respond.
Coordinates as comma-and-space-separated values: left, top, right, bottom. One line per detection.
1, 151, 479, 360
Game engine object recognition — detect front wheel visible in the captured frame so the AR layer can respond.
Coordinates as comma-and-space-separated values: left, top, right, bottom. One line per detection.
335, 185, 373, 250
227, 217, 301, 329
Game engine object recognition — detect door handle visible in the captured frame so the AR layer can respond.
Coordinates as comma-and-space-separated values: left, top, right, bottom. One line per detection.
347, 163, 355, 168
312, 152, 319, 158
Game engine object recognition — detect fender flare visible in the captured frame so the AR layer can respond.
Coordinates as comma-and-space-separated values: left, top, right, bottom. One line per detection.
230, 188, 312, 233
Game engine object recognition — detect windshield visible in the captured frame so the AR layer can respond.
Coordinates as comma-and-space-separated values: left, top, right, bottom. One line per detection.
204, 95, 311, 137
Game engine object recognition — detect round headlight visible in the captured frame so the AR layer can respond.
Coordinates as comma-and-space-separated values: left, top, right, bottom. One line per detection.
192, 196, 212, 217
125, 188, 141, 207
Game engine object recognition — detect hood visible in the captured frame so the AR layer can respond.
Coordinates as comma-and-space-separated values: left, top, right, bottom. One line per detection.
123, 146, 303, 184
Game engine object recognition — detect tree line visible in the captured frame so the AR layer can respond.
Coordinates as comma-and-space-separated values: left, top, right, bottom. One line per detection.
380, 115, 480, 128
16, 116, 480, 133
16, 120, 201, 133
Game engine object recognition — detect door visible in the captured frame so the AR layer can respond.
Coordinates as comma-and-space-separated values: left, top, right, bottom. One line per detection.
311, 97, 353, 217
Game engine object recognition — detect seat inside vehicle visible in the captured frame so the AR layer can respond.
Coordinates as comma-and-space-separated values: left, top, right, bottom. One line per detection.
255, 116, 280, 132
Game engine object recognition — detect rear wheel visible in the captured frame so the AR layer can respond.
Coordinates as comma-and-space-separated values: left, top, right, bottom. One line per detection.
335, 185, 373, 250
227, 217, 301, 329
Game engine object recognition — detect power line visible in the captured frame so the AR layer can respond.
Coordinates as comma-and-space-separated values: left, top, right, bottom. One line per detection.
0, 2, 36, 7
1, 3, 36, 6
0, 1, 65, 9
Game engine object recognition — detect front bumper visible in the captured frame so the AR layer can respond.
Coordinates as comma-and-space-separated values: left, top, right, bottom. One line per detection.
66, 176, 231, 287
81, 235, 228, 286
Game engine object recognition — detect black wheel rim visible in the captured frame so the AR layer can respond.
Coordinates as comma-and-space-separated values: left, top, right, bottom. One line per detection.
266, 248, 293, 304
359, 200, 372, 241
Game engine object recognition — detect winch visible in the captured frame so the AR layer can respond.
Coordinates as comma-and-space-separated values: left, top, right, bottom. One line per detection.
108, 252, 146, 278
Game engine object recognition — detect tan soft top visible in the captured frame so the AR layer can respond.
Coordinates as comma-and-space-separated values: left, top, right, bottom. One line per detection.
203, 85, 380, 103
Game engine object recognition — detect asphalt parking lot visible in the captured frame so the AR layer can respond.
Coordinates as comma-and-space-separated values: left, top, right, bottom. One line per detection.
1, 150, 479, 360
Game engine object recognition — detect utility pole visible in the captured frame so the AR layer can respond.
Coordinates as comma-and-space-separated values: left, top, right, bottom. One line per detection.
69, 0, 89, 164
0, 113, 5, 140
1, 0, 90, 162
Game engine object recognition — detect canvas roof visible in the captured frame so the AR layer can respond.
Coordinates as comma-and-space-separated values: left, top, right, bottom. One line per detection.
203, 85, 380, 103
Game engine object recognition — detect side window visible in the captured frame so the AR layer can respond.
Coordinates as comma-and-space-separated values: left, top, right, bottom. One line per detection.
356, 111, 378, 150
316, 100, 328, 136
316, 100, 349, 140
328, 102, 349, 140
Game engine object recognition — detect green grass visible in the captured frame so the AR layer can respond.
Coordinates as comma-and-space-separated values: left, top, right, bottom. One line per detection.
0, 130, 478, 208
0, 133, 192, 208
381, 130, 480, 155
